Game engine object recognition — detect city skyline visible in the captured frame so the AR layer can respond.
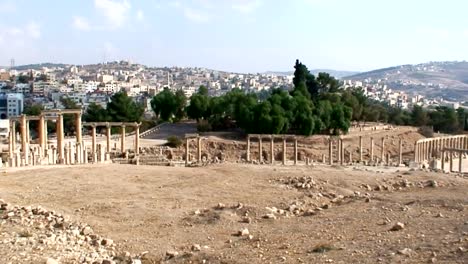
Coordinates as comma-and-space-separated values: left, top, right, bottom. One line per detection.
1, 0, 467, 73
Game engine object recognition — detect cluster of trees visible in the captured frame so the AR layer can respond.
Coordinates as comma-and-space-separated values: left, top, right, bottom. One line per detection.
83, 92, 144, 124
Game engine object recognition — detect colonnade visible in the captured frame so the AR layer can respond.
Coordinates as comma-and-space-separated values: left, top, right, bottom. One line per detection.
328, 136, 403, 166
246, 135, 299, 165
414, 135, 468, 163
6, 110, 141, 168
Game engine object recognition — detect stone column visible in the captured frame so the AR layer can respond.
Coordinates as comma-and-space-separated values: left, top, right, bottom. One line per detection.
83, 147, 88, 164
197, 136, 202, 163
381, 137, 385, 162
121, 125, 126, 153
26, 120, 30, 144
399, 139, 403, 165
246, 136, 251, 162
8, 121, 14, 158
75, 113, 82, 145
337, 138, 342, 164
449, 151, 453, 172
43, 120, 48, 152
414, 142, 418, 162
106, 125, 111, 154
282, 138, 286, 165
134, 125, 140, 155
340, 139, 344, 165
441, 150, 445, 172
76, 143, 81, 164
185, 138, 189, 166
258, 137, 263, 163
329, 138, 333, 165
91, 126, 97, 162
458, 150, 463, 173
294, 138, 298, 165
348, 151, 352, 164
57, 114, 64, 164
20, 115, 27, 156
359, 136, 363, 162
370, 137, 374, 162
270, 137, 274, 164
38, 115, 45, 149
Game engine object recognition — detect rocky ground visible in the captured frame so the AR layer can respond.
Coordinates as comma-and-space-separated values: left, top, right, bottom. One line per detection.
0, 163, 466, 263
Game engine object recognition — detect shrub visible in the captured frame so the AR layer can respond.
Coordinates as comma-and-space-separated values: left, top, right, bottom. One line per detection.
166, 136, 182, 148
418, 126, 434, 138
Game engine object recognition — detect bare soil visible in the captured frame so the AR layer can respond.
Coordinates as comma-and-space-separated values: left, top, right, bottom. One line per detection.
0, 163, 466, 263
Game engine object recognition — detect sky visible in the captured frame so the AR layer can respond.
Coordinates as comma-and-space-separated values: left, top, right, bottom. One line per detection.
0, 0, 467, 73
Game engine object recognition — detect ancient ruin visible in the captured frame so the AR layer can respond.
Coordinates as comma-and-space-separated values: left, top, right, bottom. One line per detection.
5, 110, 141, 168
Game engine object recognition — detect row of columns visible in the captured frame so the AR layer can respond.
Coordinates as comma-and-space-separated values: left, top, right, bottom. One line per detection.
246, 136, 299, 165
441, 149, 466, 173
7, 112, 141, 168
89, 124, 140, 163
329, 136, 403, 165
415, 136, 468, 163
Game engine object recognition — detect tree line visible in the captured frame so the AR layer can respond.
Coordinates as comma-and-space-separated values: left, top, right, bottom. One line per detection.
23, 59, 468, 137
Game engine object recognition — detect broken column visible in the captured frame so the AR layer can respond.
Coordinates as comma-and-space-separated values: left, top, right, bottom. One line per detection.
294, 138, 298, 165
197, 136, 202, 163
246, 136, 251, 162
370, 137, 374, 162
329, 138, 333, 165
258, 137, 263, 163
185, 138, 189, 166
359, 136, 363, 162
381, 137, 385, 163
270, 136, 274, 164
282, 137, 286, 165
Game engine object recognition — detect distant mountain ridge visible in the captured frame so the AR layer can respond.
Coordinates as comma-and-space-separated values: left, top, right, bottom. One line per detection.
265, 69, 360, 79
345, 61, 468, 101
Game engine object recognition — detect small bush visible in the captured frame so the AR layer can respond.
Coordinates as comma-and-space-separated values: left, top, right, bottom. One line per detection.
418, 126, 434, 138
197, 120, 212, 132
309, 243, 335, 253
166, 136, 182, 148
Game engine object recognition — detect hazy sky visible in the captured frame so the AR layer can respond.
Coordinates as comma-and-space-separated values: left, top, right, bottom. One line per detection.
0, 0, 467, 72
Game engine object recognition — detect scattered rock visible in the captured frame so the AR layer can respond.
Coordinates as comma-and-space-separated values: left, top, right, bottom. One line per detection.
390, 222, 405, 231
191, 244, 201, 251
238, 228, 250, 237
166, 250, 179, 259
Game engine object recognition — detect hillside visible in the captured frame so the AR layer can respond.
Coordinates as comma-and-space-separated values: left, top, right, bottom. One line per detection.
266, 69, 360, 79
346, 61, 468, 101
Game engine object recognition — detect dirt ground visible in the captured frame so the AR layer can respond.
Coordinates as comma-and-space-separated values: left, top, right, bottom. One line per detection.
0, 163, 466, 263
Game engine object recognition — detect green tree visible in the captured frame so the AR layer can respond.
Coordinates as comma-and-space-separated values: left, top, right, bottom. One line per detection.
187, 86, 210, 121
83, 103, 108, 122
17, 75, 30, 84
151, 88, 185, 122
107, 92, 144, 122
411, 105, 429, 126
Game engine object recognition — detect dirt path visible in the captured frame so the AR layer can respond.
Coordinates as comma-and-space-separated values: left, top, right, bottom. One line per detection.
0, 164, 466, 263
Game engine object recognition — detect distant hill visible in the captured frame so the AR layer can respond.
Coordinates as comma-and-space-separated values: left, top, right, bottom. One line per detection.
12, 63, 69, 71
265, 69, 360, 79
346, 61, 468, 101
